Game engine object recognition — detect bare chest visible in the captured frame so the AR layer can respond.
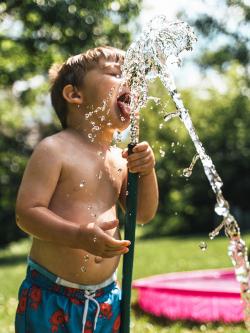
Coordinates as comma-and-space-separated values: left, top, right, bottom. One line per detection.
58, 148, 126, 203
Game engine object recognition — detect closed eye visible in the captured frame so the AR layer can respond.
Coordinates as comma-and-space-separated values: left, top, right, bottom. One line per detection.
108, 72, 122, 78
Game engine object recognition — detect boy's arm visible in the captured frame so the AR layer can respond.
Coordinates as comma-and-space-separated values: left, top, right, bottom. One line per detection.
16, 137, 130, 257
120, 142, 159, 224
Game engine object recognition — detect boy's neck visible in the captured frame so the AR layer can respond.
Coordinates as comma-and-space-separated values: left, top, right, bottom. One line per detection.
66, 124, 114, 149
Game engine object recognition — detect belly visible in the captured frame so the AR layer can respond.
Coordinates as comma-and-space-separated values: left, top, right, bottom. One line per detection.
30, 241, 120, 284
29, 206, 121, 284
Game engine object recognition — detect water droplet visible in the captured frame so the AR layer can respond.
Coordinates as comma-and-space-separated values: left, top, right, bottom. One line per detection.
95, 256, 103, 263
214, 204, 228, 216
171, 142, 175, 147
199, 241, 207, 252
93, 236, 97, 243
83, 254, 89, 262
81, 265, 87, 272
182, 154, 200, 178
164, 112, 180, 122
98, 170, 103, 180
126, 190, 129, 196
183, 168, 192, 178
159, 123, 163, 129
79, 180, 86, 188
159, 149, 165, 157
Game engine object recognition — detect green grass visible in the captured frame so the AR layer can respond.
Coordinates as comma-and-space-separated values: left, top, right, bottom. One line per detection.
1, 234, 249, 333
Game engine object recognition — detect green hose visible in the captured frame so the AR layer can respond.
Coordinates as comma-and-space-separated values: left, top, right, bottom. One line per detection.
120, 143, 139, 333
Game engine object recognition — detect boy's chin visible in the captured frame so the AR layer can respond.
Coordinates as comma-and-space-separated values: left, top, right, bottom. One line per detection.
117, 118, 130, 131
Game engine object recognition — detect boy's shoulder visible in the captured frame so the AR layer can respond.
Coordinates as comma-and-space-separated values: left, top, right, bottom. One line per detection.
35, 131, 68, 150
32, 131, 67, 160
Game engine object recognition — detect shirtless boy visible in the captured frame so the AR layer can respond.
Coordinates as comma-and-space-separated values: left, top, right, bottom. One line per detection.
15, 46, 158, 333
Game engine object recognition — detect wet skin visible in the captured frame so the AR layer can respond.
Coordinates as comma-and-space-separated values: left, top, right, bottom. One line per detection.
28, 131, 128, 284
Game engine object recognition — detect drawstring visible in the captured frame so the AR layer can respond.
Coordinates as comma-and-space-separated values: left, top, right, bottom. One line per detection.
82, 290, 100, 332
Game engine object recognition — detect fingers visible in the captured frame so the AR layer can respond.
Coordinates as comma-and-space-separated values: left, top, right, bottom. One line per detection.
122, 142, 149, 159
122, 149, 128, 158
102, 247, 129, 258
103, 233, 131, 248
132, 141, 149, 153
128, 154, 155, 172
122, 141, 155, 175
127, 149, 149, 162
98, 219, 119, 231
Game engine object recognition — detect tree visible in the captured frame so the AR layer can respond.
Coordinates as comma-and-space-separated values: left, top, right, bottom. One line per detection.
0, 0, 141, 86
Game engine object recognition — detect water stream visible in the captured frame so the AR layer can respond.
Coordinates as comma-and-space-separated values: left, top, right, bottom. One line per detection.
122, 15, 250, 329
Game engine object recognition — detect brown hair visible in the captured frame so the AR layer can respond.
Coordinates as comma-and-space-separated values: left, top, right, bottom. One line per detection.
48, 46, 125, 129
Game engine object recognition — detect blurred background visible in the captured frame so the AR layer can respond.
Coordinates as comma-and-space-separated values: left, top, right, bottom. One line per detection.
0, 1, 249, 332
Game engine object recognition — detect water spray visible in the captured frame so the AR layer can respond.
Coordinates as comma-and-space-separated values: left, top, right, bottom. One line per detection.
121, 15, 250, 331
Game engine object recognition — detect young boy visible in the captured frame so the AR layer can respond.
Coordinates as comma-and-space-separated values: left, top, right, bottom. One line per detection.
15, 46, 158, 333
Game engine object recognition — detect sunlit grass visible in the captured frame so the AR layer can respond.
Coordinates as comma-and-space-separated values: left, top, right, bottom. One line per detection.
1, 233, 249, 333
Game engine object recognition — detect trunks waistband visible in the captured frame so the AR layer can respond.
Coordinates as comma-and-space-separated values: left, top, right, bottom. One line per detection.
27, 257, 117, 292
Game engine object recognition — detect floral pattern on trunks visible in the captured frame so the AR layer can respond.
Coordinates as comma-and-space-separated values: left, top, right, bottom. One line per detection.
100, 302, 113, 319
112, 314, 121, 333
15, 267, 121, 333
30, 285, 42, 310
50, 309, 69, 332
16, 288, 28, 314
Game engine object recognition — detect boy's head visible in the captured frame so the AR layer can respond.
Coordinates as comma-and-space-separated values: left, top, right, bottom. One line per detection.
49, 46, 126, 129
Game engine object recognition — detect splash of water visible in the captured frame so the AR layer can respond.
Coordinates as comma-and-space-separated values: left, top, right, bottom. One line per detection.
122, 15, 250, 329
183, 154, 200, 178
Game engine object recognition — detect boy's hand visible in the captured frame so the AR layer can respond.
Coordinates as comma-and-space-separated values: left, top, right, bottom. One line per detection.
78, 219, 130, 258
122, 141, 155, 176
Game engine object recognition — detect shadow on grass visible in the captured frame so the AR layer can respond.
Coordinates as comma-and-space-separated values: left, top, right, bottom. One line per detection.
131, 302, 245, 330
0, 254, 27, 266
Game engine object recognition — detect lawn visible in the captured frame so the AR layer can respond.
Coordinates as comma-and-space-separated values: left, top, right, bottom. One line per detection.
0, 233, 249, 333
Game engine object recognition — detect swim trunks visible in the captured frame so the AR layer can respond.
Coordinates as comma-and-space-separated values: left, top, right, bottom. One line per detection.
15, 258, 121, 333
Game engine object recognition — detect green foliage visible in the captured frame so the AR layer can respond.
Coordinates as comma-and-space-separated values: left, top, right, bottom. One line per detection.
140, 63, 250, 237
138, 0, 250, 238
182, 0, 250, 71
0, 0, 141, 87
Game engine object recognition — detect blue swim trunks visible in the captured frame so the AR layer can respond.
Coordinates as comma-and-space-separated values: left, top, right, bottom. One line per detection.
15, 258, 121, 333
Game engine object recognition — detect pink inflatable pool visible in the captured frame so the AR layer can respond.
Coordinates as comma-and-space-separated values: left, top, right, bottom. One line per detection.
132, 268, 244, 323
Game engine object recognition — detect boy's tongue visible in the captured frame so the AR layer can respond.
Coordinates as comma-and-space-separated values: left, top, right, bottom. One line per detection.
117, 101, 130, 119
117, 93, 131, 120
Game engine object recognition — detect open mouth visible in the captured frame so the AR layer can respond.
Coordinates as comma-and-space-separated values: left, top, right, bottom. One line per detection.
117, 92, 131, 120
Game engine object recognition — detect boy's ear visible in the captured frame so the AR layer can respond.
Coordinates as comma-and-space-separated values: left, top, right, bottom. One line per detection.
62, 84, 84, 105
